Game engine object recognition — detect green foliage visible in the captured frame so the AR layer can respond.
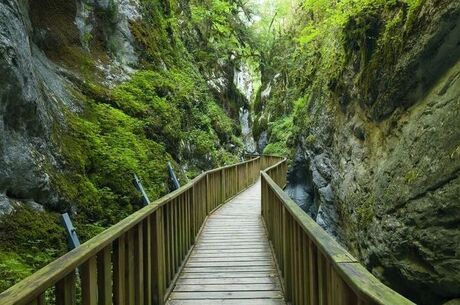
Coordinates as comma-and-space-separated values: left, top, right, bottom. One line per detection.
263, 116, 293, 156
0, 207, 66, 292
0, 251, 33, 293
253, 0, 428, 156
187, 0, 254, 70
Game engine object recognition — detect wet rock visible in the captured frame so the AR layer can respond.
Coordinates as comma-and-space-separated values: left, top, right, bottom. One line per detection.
0, 0, 62, 209
285, 151, 315, 217
239, 107, 257, 154
257, 130, 268, 153
0, 193, 13, 215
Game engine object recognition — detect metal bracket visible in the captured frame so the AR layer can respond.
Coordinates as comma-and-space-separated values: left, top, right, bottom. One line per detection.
60, 213, 80, 250
168, 161, 180, 191
132, 173, 151, 206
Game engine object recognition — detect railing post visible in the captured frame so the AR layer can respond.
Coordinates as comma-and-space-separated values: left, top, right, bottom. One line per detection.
246, 162, 249, 186
81, 256, 97, 305
55, 271, 76, 305
97, 245, 112, 305
283, 206, 292, 302
152, 209, 166, 305
143, 217, 152, 305
221, 168, 226, 203
206, 174, 210, 214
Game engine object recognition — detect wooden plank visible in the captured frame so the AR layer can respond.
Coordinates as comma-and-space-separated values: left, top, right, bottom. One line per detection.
195, 242, 270, 247
37, 294, 45, 305
303, 234, 311, 305
164, 204, 171, 285
135, 224, 144, 305
126, 231, 135, 305
113, 235, 126, 305
191, 248, 269, 253
27, 294, 46, 305
193, 245, 271, 250
169, 291, 284, 299
186, 261, 274, 267
81, 256, 98, 305
152, 209, 166, 305
55, 271, 76, 305
309, 239, 318, 305
182, 266, 276, 273
188, 257, 272, 262
190, 252, 270, 257
174, 283, 280, 292
178, 271, 278, 279
174, 199, 179, 271
167, 300, 285, 305
176, 277, 279, 285
143, 217, 152, 305
97, 245, 112, 305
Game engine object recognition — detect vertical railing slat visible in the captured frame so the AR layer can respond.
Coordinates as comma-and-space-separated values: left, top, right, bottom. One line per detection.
81, 256, 98, 305
135, 223, 144, 305
114, 235, 126, 305
97, 245, 112, 305
56, 271, 76, 305
152, 208, 166, 305
143, 217, 152, 305
126, 231, 135, 305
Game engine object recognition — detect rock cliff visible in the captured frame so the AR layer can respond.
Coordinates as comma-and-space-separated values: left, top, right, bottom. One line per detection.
254, 1, 460, 304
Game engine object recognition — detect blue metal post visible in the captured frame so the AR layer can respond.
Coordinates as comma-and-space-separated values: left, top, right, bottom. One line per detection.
168, 162, 181, 191
60, 213, 80, 250
132, 173, 151, 206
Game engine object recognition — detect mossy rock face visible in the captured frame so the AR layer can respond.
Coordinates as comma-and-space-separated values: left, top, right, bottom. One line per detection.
0, 0, 252, 293
255, 1, 460, 304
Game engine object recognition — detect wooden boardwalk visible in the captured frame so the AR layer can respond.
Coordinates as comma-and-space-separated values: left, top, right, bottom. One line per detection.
166, 180, 286, 305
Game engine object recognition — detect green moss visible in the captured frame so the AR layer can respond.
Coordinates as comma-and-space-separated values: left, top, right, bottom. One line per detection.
0, 207, 67, 291
54, 101, 173, 226
0, 207, 66, 254
263, 142, 289, 156
50, 62, 242, 230
405, 170, 419, 184
355, 195, 376, 230
262, 116, 294, 156
306, 134, 316, 145
0, 251, 33, 292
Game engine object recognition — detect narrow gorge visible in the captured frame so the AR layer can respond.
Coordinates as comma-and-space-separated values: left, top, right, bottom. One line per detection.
0, 1, 459, 304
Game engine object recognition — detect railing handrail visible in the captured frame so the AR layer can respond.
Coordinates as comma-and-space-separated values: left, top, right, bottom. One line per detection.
0, 156, 276, 305
261, 159, 415, 305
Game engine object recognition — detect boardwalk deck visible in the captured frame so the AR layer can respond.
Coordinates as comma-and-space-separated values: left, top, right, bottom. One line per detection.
166, 180, 286, 305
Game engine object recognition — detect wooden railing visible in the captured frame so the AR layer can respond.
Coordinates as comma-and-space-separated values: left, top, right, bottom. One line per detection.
0, 156, 281, 305
261, 158, 415, 305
